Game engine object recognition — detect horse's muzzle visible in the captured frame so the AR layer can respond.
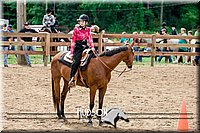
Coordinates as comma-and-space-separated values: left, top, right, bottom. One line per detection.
127, 65, 132, 69
121, 117, 130, 122
125, 118, 129, 122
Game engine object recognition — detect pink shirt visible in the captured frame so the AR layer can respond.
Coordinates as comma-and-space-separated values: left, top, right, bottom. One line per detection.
70, 26, 94, 54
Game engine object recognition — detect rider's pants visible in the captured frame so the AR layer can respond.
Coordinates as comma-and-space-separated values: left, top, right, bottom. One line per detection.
70, 40, 88, 79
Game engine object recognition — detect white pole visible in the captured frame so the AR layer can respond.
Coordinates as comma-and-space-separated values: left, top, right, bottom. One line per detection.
160, 0, 163, 25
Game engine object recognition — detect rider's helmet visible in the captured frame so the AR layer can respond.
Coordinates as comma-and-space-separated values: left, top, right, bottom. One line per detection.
162, 22, 167, 26
77, 14, 89, 22
171, 24, 176, 28
24, 21, 30, 26
46, 9, 52, 14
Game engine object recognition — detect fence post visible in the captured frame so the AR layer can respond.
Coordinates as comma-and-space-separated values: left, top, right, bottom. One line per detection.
98, 33, 103, 53
44, 33, 50, 66
190, 40, 194, 65
151, 34, 156, 67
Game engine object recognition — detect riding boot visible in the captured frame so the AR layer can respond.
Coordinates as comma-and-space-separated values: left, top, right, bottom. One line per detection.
68, 76, 76, 87
68, 41, 88, 87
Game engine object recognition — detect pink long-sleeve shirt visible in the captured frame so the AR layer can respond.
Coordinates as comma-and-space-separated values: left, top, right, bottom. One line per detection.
70, 26, 94, 54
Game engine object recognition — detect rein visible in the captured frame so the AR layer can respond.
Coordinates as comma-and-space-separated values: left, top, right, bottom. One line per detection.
92, 47, 132, 77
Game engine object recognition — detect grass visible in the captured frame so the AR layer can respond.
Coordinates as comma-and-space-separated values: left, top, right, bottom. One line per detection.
0, 54, 51, 65
1, 47, 186, 66
1, 52, 177, 66
0, 47, 51, 65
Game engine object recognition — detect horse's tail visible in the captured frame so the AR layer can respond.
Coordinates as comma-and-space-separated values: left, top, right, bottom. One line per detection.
52, 78, 56, 110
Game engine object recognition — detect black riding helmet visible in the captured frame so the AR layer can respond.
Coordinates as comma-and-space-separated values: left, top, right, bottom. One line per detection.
77, 14, 89, 22
162, 22, 167, 26
46, 9, 52, 14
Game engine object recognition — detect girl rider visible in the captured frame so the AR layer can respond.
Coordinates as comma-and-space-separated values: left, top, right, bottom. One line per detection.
68, 14, 95, 87
42, 9, 55, 33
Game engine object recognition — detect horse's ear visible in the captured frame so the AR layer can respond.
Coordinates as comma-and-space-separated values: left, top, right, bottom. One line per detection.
116, 112, 120, 117
124, 43, 129, 46
130, 41, 134, 46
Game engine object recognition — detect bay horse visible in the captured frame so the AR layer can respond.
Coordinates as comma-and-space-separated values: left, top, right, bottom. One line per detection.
51, 43, 134, 124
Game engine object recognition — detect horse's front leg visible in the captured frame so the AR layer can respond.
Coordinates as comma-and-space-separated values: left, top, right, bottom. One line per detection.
98, 86, 107, 126
88, 86, 97, 124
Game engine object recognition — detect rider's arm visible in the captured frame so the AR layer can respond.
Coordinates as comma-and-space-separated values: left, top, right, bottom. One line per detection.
50, 15, 55, 26
42, 15, 47, 26
70, 27, 77, 55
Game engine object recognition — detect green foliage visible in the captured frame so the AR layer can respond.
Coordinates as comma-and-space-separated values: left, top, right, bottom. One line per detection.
26, 3, 46, 25
3, 1, 16, 28
2, 1, 199, 33
180, 4, 199, 30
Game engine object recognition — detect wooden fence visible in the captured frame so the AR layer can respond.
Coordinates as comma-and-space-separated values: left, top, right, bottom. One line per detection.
1, 32, 199, 66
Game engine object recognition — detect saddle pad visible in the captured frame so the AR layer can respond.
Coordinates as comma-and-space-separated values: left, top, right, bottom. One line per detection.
58, 50, 95, 71
63, 51, 73, 64
63, 49, 91, 63
58, 51, 72, 68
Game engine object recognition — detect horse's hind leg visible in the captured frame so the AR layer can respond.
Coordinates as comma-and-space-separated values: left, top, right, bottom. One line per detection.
53, 77, 62, 119
61, 78, 69, 118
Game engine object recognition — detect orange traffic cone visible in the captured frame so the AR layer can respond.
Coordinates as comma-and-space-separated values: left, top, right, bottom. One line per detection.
177, 99, 189, 132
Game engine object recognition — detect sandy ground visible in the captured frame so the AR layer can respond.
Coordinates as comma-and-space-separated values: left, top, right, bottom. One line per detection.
1, 63, 199, 132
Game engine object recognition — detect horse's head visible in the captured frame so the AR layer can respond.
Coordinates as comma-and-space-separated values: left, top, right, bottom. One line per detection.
117, 108, 129, 122
123, 44, 134, 69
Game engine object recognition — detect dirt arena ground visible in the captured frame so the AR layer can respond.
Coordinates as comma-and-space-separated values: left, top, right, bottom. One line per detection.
1, 63, 199, 132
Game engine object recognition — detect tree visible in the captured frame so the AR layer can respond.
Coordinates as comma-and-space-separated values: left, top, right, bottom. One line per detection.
2, 1, 199, 33
180, 4, 199, 30
26, 3, 45, 25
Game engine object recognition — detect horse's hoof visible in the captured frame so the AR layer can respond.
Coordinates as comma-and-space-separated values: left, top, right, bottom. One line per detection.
63, 118, 68, 123
62, 116, 66, 121
99, 121, 103, 126
57, 115, 62, 119
96, 116, 101, 120
87, 121, 93, 127
88, 119, 93, 124
61, 114, 66, 118
62, 117, 68, 122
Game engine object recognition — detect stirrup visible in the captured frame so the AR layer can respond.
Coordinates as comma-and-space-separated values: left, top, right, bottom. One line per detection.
68, 77, 76, 87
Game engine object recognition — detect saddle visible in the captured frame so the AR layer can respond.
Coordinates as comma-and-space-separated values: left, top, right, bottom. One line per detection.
58, 49, 95, 88
63, 49, 92, 67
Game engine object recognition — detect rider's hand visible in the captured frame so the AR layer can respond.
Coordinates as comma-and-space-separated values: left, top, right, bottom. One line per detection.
21, 40, 25, 44
91, 47, 95, 51
91, 48, 96, 54
70, 53, 74, 59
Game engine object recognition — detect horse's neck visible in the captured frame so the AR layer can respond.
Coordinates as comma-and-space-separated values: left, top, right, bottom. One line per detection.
101, 51, 128, 71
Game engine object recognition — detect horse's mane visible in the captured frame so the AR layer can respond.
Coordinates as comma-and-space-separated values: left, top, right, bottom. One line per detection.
99, 46, 128, 57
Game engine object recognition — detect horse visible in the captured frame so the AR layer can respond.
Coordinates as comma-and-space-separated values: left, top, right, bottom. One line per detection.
51, 43, 134, 125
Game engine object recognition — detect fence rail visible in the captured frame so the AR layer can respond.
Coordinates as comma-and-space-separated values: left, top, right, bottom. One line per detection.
1, 32, 199, 66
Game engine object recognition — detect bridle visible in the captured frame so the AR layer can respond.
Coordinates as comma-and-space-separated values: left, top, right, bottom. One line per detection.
97, 58, 132, 77
93, 44, 133, 77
